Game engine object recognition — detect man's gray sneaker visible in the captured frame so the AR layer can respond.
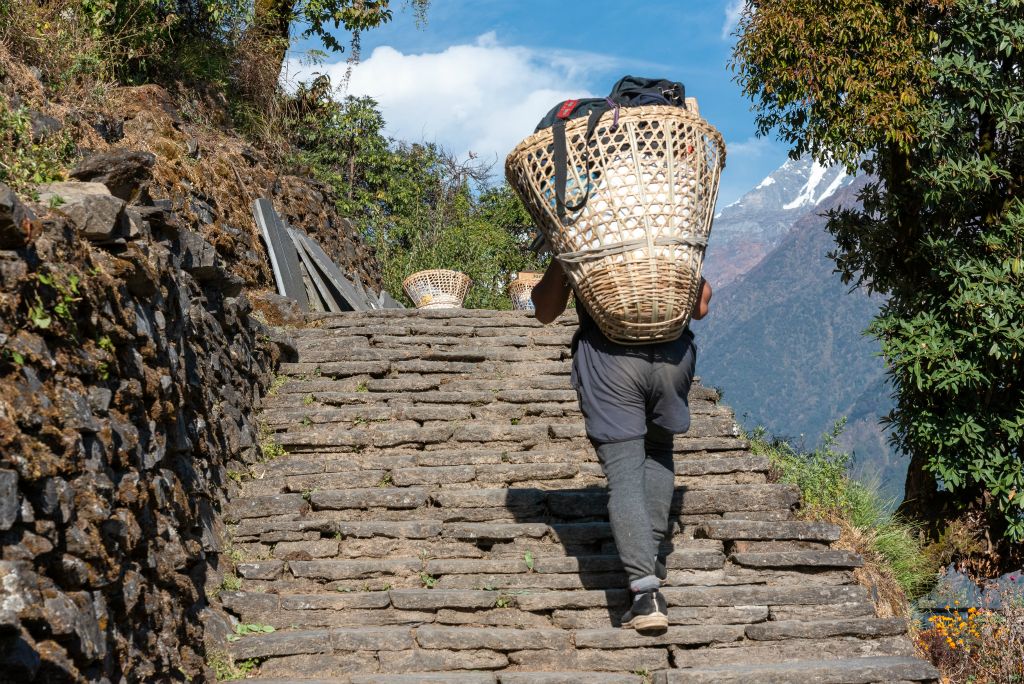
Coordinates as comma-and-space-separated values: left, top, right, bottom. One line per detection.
620, 590, 669, 631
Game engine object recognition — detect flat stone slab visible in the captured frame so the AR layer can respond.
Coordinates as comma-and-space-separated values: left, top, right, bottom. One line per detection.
698, 520, 842, 542
351, 674, 498, 684
290, 559, 420, 580
311, 488, 429, 510
731, 551, 863, 568
745, 617, 908, 641
670, 635, 915, 668
574, 625, 744, 648
415, 625, 570, 651
229, 628, 332, 659
654, 655, 940, 683
389, 590, 498, 610
499, 674, 645, 684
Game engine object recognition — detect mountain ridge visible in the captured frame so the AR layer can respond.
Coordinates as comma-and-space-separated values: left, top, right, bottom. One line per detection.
695, 175, 907, 500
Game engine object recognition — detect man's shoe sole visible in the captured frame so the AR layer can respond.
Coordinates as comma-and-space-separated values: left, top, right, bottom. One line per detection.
621, 612, 669, 631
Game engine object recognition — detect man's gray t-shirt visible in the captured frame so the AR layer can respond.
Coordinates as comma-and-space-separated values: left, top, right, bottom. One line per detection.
570, 305, 697, 444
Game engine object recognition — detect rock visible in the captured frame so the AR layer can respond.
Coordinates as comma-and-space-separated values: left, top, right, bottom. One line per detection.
37, 182, 126, 242
653, 655, 939, 684
90, 115, 124, 143
27, 110, 62, 142
229, 629, 332, 659
0, 470, 18, 530
0, 184, 41, 248
251, 291, 306, 327
177, 228, 219, 280
0, 633, 41, 680
69, 149, 155, 201
414, 625, 570, 651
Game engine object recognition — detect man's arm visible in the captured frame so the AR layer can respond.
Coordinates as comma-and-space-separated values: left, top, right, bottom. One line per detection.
691, 278, 713, 320
532, 260, 572, 324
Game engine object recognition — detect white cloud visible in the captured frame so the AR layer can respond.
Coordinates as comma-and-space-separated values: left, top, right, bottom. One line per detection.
722, 0, 745, 40
283, 32, 619, 174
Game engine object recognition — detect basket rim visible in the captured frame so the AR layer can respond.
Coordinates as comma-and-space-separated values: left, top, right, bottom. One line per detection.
402, 269, 473, 290
505, 104, 725, 166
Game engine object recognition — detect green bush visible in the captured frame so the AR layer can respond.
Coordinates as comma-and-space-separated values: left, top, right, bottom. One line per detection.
0, 96, 76, 199
751, 422, 937, 600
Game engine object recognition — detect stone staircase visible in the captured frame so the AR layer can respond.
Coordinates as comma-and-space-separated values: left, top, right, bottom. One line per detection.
221, 309, 938, 683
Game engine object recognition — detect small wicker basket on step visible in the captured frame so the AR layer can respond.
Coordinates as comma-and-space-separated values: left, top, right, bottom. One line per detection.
507, 271, 543, 311
505, 100, 725, 344
403, 269, 471, 309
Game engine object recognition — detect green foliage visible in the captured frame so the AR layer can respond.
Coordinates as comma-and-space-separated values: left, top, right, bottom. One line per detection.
751, 423, 937, 600
207, 651, 259, 681
26, 269, 83, 337
732, 0, 932, 166
228, 622, 275, 640
297, 0, 410, 52
419, 571, 438, 588
735, 0, 1024, 544
220, 574, 242, 592
0, 96, 75, 198
76, 0, 247, 82
283, 80, 543, 309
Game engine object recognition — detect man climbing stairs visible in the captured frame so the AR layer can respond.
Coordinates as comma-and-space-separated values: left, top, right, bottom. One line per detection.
220, 309, 938, 683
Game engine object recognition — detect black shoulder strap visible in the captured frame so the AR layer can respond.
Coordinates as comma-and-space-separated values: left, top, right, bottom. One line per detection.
553, 106, 609, 219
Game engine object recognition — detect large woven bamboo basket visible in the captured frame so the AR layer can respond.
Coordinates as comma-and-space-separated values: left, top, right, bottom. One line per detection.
505, 102, 725, 344
507, 271, 543, 311
402, 269, 471, 309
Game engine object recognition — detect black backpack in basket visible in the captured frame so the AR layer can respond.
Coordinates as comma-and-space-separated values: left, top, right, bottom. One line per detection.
534, 76, 687, 218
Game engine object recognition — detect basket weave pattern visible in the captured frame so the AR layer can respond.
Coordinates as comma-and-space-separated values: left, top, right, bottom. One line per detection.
506, 105, 725, 344
507, 272, 543, 311
403, 269, 471, 309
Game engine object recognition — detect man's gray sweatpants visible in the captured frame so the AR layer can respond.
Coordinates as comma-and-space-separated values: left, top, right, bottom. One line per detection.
596, 426, 675, 593
570, 327, 697, 592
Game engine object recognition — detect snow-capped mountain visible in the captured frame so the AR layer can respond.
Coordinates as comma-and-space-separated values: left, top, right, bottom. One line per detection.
703, 156, 854, 286
693, 174, 906, 501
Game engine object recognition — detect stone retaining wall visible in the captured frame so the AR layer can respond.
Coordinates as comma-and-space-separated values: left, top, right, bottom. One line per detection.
0, 175, 292, 681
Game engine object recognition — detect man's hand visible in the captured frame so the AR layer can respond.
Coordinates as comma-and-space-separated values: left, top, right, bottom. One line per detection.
691, 278, 712, 320
532, 260, 572, 324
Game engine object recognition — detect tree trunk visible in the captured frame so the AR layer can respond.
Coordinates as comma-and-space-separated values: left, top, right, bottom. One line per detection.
897, 449, 949, 537
250, 0, 296, 82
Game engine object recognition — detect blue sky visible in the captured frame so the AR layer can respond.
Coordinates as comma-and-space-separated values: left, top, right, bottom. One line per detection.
288, 0, 789, 207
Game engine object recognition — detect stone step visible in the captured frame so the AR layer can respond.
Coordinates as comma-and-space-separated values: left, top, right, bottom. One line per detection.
226, 309, 933, 683
238, 456, 770, 497
697, 519, 842, 542
228, 484, 800, 525
654, 655, 939, 683
222, 583, 871, 623
730, 550, 863, 569
238, 672, 645, 684
514, 584, 868, 611
269, 418, 738, 448
225, 621, 737, 661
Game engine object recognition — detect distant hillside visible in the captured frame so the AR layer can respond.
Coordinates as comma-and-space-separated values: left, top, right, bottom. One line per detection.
694, 177, 907, 501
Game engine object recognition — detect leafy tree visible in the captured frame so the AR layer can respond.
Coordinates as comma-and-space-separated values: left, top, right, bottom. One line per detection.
251, 0, 430, 77
733, 0, 1024, 549
284, 81, 544, 309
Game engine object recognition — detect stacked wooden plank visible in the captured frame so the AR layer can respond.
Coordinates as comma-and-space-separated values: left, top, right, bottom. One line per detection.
252, 198, 403, 312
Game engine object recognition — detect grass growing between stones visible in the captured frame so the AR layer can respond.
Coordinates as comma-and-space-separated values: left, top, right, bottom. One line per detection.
208, 651, 260, 681
750, 422, 938, 616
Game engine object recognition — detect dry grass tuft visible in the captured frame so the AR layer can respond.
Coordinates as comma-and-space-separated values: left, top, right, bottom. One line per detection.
832, 516, 912, 618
